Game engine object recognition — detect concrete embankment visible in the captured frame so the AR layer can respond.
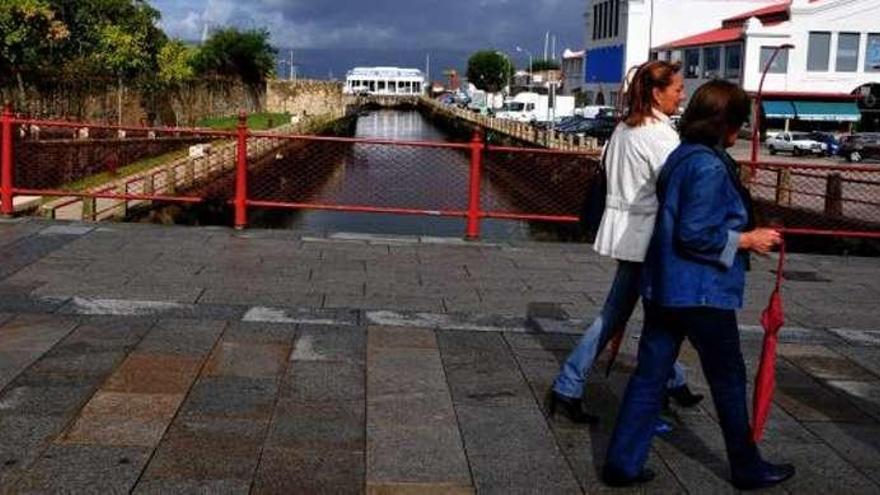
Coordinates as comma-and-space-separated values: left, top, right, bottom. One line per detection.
39, 115, 356, 222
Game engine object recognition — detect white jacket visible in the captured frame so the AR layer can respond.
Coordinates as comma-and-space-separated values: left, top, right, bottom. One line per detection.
593, 110, 680, 262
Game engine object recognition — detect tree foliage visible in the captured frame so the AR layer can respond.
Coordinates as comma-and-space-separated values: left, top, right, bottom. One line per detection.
466, 50, 514, 93
158, 40, 196, 85
530, 59, 561, 72
0, 0, 69, 74
191, 28, 277, 87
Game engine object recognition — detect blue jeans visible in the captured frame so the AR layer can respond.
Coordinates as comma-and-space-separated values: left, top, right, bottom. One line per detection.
553, 261, 687, 399
605, 304, 761, 479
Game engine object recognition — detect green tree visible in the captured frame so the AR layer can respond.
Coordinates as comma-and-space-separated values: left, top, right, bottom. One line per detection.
47, 0, 165, 80
158, 40, 196, 84
192, 28, 277, 86
466, 50, 514, 93
0, 0, 69, 104
158, 39, 199, 125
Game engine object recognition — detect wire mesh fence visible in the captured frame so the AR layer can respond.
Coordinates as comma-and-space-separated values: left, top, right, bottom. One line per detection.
747, 161, 880, 235
2, 106, 880, 239
244, 136, 473, 215
482, 147, 599, 220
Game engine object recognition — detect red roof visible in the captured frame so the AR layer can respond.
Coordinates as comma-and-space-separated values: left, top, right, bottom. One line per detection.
657, 26, 743, 50
724, 1, 791, 24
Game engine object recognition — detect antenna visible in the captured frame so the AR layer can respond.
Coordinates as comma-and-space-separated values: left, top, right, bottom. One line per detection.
544, 32, 549, 60
426, 53, 431, 87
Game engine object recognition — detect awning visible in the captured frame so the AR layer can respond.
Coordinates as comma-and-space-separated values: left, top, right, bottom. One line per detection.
762, 101, 796, 119
791, 101, 861, 122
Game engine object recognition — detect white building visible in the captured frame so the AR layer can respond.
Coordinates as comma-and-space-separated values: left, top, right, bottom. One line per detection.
581, 0, 781, 105
652, 0, 880, 130
561, 49, 586, 95
344, 67, 425, 96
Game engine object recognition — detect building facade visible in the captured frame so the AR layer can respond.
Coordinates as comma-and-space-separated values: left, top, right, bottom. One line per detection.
652, 0, 880, 130
581, 0, 781, 105
344, 67, 425, 96
561, 49, 586, 95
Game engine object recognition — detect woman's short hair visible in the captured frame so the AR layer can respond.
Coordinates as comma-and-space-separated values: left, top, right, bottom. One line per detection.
622, 61, 682, 127
679, 80, 751, 146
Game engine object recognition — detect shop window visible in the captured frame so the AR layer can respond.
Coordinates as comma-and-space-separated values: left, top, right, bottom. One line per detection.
865, 33, 880, 72
703, 46, 721, 78
725, 45, 742, 78
759, 46, 788, 74
807, 32, 831, 71
837, 33, 860, 72
684, 49, 700, 78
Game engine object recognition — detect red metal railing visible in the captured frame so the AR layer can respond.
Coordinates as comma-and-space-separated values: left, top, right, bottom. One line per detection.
2, 104, 880, 240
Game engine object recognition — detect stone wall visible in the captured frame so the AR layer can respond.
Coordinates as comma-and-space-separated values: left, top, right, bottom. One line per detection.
266, 80, 345, 119
1, 79, 264, 127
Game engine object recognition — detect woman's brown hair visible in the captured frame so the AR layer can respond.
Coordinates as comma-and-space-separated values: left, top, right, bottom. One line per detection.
679, 80, 751, 147
622, 60, 682, 127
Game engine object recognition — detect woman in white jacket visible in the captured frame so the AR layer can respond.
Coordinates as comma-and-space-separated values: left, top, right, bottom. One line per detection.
548, 61, 703, 423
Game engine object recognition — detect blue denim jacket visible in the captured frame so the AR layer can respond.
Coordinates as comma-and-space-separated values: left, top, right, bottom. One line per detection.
641, 143, 750, 309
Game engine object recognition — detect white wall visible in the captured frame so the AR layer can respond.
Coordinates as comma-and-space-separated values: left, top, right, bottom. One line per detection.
582, 0, 779, 96
623, 0, 780, 70
741, 0, 880, 95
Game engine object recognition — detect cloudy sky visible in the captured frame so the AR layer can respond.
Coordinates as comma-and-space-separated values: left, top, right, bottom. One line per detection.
150, 0, 585, 53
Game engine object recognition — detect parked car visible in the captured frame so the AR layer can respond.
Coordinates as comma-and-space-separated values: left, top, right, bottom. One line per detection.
839, 133, 880, 163
554, 114, 617, 142
766, 132, 827, 156
807, 131, 841, 156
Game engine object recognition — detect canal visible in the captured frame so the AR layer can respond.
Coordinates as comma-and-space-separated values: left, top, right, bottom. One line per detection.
247, 109, 580, 241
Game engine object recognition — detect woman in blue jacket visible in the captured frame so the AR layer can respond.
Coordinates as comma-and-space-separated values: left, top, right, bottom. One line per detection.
602, 80, 795, 491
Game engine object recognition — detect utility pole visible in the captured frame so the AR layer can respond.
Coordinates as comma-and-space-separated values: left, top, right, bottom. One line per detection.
426, 53, 431, 91
289, 49, 294, 81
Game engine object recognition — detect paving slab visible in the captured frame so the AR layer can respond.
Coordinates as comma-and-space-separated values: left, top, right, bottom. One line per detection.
366, 326, 471, 490
61, 391, 184, 447
1, 221, 880, 493
0, 314, 79, 391
11, 444, 151, 494
437, 331, 580, 494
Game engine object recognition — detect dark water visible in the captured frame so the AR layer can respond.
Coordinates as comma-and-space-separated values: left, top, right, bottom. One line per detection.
251, 110, 566, 241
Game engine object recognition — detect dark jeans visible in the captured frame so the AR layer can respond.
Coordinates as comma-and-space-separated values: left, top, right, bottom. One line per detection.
605, 303, 761, 479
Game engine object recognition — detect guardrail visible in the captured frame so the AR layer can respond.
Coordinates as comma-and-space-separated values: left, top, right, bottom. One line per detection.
2, 104, 879, 240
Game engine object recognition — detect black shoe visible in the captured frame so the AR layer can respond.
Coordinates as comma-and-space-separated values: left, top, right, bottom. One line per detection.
602, 466, 656, 487
668, 384, 704, 408
732, 462, 795, 491
545, 391, 599, 424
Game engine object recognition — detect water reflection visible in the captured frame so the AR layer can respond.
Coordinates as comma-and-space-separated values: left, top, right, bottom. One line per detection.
253, 109, 546, 240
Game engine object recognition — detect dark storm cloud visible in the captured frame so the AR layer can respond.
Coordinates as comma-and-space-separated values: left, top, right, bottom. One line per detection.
152, 0, 584, 52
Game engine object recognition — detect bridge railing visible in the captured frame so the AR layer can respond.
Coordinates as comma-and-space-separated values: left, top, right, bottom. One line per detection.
3, 105, 880, 240
744, 160, 880, 238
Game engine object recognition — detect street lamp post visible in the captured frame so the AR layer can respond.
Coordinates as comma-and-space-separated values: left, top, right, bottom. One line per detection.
750, 44, 795, 172
516, 46, 533, 90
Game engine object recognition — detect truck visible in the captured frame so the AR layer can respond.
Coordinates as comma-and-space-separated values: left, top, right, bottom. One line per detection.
494, 92, 575, 124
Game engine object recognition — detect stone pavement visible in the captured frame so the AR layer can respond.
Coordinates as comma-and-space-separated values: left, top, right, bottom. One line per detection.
1, 218, 880, 494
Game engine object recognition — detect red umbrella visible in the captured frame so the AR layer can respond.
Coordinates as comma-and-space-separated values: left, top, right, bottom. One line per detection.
604, 326, 626, 377
751, 240, 786, 443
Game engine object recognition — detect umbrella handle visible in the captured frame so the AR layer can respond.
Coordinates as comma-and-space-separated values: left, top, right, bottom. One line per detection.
774, 239, 786, 292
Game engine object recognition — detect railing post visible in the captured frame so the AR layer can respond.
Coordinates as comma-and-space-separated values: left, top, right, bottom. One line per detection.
825, 173, 843, 217
775, 167, 791, 206
466, 130, 484, 240
1, 104, 14, 216
234, 111, 249, 230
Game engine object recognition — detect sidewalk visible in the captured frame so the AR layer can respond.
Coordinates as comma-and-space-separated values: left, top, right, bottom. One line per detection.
1, 218, 879, 493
